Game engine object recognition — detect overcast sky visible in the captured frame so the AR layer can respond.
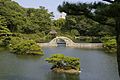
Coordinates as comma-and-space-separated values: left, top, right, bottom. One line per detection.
13, 0, 103, 19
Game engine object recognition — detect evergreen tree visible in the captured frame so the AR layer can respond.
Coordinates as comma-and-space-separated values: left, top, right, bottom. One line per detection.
58, 0, 120, 76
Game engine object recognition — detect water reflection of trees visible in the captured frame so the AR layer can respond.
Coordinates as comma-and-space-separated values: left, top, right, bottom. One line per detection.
15, 55, 43, 61
46, 72, 80, 80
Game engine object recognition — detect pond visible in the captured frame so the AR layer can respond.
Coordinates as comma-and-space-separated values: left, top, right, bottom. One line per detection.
0, 47, 119, 80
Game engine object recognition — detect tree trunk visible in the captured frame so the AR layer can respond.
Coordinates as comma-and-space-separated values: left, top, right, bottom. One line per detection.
117, 33, 120, 76
116, 18, 120, 76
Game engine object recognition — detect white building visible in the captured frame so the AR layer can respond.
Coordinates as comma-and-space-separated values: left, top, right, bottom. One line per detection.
60, 12, 66, 19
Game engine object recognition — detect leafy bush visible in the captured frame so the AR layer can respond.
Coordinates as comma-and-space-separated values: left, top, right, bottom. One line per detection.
101, 36, 115, 42
0, 36, 23, 47
0, 37, 11, 47
17, 33, 52, 43
0, 26, 11, 34
103, 39, 117, 53
0, 36, 43, 55
10, 39, 43, 55
45, 54, 80, 70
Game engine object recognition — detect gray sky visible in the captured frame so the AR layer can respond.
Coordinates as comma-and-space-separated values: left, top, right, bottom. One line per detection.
13, 0, 103, 19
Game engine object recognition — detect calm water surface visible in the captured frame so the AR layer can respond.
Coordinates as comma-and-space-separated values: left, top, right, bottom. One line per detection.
0, 47, 119, 80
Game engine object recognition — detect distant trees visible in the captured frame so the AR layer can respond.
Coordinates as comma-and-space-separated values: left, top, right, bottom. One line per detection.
0, 0, 53, 34
58, 0, 120, 76
58, 4, 115, 37
53, 18, 65, 31
0, 0, 114, 38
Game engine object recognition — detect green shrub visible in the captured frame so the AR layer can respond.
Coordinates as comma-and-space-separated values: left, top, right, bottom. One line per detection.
103, 39, 117, 53
10, 40, 43, 55
0, 37, 11, 47
101, 36, 115, 42
0, 36, 43, 55
18, 33, 52, 43
45, 54, 80, 70
0, 26, 11, 34
0, 36, 23, 48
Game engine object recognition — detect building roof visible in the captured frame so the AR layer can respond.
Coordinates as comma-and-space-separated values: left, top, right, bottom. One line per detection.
49, 30, 57, 34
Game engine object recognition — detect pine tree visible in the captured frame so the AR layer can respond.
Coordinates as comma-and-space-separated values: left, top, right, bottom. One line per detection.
58, 0, 120, 76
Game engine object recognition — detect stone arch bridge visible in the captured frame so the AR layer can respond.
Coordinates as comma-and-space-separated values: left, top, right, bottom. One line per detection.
38, 36, 103, 49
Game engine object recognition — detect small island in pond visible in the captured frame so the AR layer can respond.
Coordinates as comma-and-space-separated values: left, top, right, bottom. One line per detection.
45, 54, 80, 74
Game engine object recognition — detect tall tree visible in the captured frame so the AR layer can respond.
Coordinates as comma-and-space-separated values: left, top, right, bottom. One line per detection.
58, 0, 120, 76
0, 0, 53, 34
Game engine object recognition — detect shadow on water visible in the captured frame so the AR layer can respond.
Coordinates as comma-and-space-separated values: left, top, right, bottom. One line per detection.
0, 47, 9, 52
0, 75, 34, 80
46, 72, 80, 80
15, 55, 43, 61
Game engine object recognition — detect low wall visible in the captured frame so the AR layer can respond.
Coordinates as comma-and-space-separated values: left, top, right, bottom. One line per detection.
71, 43, 103, 49
37, 43, 103, 49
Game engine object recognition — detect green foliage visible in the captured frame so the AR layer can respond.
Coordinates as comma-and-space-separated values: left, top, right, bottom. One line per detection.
103, 39, 117, 53
0, 26, 10, 33
0, 15, 11, 34
63, 15, 115, 37
0, 0, 53, 34
71, 29, 79, 36
0, 36, 43, 55
0, 36, 24, 47
58, 0, 120, 74
53, 18, 65, 31
0, 37, 11, 47
45, 54, 80, 70
18, 33, 52, 43
10, 39, 43, 55
58, 2, 116, 37
101, 36, 115, 42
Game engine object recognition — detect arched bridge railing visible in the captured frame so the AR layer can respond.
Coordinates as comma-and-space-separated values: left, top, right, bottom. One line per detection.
49, 36, 75, 47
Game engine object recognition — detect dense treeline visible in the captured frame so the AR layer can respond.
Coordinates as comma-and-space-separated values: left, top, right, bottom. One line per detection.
0, 0, 52, 34
0, 0, 115, 39
65, 15, 115, 37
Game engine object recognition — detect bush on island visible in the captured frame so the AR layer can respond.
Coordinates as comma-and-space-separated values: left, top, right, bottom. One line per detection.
45, 54, 80, 74
0, 36, 43, 55
103, 39, 117, 53
10, 39, 43, 55
0, 37, 11, 47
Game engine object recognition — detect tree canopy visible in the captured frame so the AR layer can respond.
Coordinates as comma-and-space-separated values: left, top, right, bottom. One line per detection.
58, 2, 116, 37
45, 54, 80, 71
0, 0, 53, 34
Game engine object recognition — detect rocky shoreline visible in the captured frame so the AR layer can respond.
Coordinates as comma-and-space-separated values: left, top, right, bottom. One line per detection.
52, 68, 81, 74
